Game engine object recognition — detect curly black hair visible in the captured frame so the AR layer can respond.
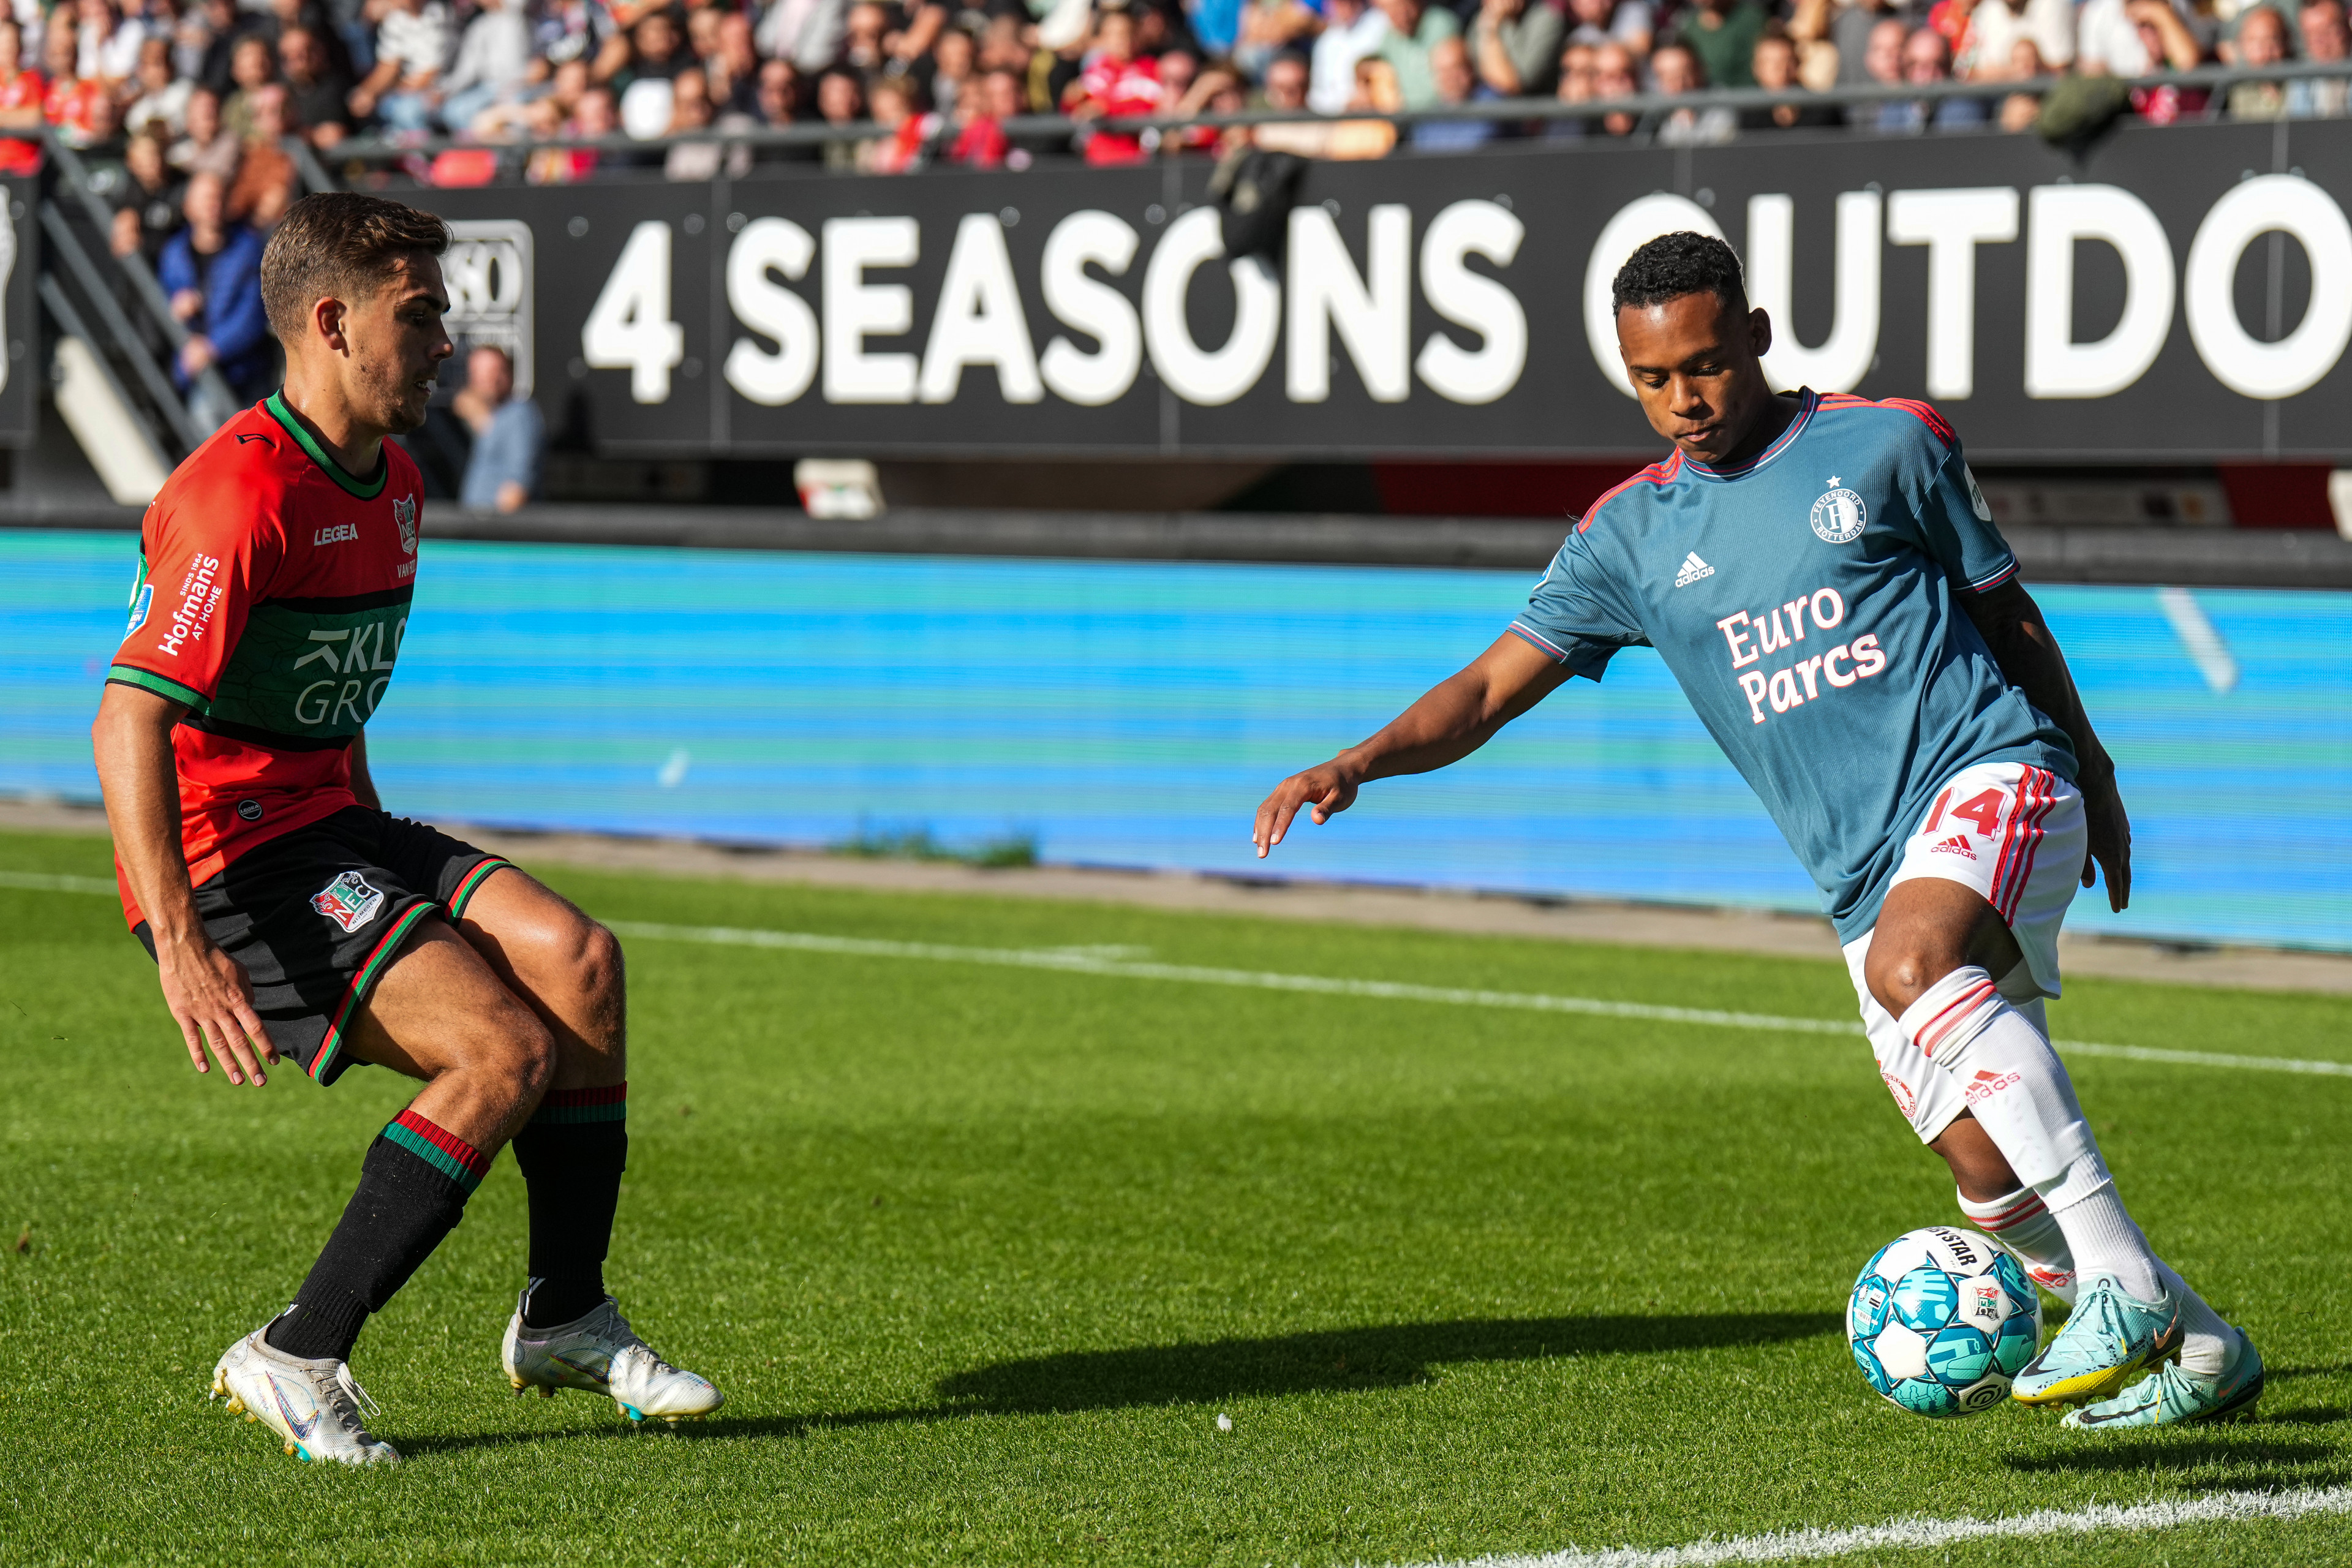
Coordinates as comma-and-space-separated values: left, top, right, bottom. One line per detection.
1611, 231, 1746, 317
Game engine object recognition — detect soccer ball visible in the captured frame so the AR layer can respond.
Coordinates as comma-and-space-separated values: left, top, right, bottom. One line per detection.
1847, 1225, 2041, 1417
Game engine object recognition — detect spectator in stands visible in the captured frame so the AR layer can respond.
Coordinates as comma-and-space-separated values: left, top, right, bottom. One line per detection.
1957, 0, 2074, 79
44, 15, 111, 147
170, 85, 241, 175
453, 345, 542, 512
1564, 0, 1653, 58
753, 55, 802, 126
1309, 0, 1389, 113
1249, 48, 1334, 152
1065, 4, 1161, 164
1234, 0, 1322, 81
126, 34, 193, 135
278, 26, 351, 145
80, 0, 150, 89
1741, 26, 1841, 124
1413, 33, 1499, 145
2226, 2, 2291, 114
0, 19, 46, 177
1681, 0, 1768, 87
839, 1, 889, 72
2076, 0, 2187, 75
348, 0, 450, 133
1323, 52, 1401, 153
1859, 14, 1909, 122
815, 66, 864, 165
1545, 38, 1597, 136
2290, 0, 2348, 115
1996, 36, 2048, 127
949, 64, 1014, 164
536, 0, 614, 74
220, 33, 276, 139
437, 0, 532, 131
613, 8, 688, 138
1376, 0, 1463, 108
1471, 0, 1565, 95
1588, 37, 1640, 131
110, 127, 187, 262
227, 81, 296, 225
1887, 24, 1988, 127
861, 72, 936, 170
758, 0, 849, 74
2116, 0, 2208, 120
1650, 39, 1737, 138
161, 168, 272, 402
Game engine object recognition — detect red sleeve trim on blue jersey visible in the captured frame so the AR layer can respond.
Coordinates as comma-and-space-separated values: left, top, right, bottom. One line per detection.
1506, 622, 1572, 662
1817, 393, 1958, 450
1964, 559, 2021, 593
1574, 453, 1681, 534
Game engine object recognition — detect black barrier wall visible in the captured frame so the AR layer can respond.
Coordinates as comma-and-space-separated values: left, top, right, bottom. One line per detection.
413, 122, 2352, 462
1, 178, 34, 449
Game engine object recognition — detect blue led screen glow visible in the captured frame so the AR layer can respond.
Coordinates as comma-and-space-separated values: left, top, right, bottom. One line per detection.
6, 531, 2345, 951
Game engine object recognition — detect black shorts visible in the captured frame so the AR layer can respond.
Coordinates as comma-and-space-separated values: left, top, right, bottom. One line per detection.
134, 807, 515, 1087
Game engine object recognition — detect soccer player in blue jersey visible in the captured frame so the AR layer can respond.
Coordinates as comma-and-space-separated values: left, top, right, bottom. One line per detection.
1250, 232, 2260, 1430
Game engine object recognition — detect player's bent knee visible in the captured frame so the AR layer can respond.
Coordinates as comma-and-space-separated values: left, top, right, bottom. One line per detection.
1864, 942, 1946, 1019
572, 919, 625, 1006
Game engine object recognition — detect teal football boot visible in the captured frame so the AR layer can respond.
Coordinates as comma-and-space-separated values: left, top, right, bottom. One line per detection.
2063, 1328, 2265, 1430
2011, 1273, 2183, 1410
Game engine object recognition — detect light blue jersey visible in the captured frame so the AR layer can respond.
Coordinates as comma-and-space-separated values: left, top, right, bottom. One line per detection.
1510, 391, 2076, 940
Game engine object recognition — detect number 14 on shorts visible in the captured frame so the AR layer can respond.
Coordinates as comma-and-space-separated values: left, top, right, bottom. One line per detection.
1924, 786, 2007, 840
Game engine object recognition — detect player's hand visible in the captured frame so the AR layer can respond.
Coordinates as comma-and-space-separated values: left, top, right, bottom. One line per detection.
1253, 760, 1361, 859
2081, 775, 2132, 913
154, 931, 279, 1087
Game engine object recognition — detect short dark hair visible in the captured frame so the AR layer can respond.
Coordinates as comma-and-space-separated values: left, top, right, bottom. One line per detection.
1612, 230, 1747, 317
260, 192, 449, 344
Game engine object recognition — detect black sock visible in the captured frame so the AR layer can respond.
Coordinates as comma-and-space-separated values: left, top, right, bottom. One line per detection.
265, 1109, 491, 1362
511, 1084, 628, 1329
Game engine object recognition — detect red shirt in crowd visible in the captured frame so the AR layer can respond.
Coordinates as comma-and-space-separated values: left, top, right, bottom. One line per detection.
0, 66, 43, 173
1075, 52, 1160, 165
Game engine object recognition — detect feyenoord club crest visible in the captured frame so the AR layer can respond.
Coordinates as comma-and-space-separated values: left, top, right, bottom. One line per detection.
1810, 483, 1868, 544
311, 870, 386, 933
393, 495, 418, 555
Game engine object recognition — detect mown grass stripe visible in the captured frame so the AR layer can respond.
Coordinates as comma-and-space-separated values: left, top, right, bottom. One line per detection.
1414, 1483, 2352, 1567
605, 920, 2352, 1079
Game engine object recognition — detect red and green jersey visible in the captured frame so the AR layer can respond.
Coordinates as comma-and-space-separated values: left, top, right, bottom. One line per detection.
107, 394, 425, 927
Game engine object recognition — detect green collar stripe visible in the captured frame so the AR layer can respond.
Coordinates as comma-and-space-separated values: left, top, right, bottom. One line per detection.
107, 665, 210, 713
263, 393, 388, 500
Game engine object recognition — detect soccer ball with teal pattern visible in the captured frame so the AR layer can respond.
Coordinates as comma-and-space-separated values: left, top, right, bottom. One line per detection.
1848, 1225, 2041, 1417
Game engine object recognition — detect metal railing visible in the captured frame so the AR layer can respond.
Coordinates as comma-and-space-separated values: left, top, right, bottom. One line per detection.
37, 129, 240, 456
313, 56, 2352, 182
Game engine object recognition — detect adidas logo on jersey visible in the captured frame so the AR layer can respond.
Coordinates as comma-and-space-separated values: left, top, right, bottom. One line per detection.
1673, 552, 1714, 587
1930, 835, 1977, 859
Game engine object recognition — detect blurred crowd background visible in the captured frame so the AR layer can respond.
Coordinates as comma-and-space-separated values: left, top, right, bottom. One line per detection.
3, 0, 2348, 195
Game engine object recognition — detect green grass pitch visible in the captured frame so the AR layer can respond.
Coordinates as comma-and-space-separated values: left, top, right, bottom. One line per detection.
2, 826, 2348, 1566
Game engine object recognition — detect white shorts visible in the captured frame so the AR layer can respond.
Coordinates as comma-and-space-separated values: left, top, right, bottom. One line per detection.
1840, 760, 2086, 1144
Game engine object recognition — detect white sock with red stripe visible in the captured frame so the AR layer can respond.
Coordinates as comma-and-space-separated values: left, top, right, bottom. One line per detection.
1898, 967, 2159, 1300
1957, 1185, 2076, 1306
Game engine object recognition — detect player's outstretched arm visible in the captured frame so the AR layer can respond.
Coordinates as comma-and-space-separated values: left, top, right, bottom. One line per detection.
92, 683, 280, 1085
1959, 579, 2132, 912
1253, 632, 1574, 858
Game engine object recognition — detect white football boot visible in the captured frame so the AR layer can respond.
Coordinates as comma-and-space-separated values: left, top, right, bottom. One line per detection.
211, 1327, 401, 1466
501, 1292, 723, 1425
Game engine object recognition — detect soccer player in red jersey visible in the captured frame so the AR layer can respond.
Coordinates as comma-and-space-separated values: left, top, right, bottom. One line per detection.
92, 194, 722, 1466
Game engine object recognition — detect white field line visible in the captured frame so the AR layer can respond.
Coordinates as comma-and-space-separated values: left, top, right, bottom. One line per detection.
7, 872, 2343, 1079
0, 869, 120, 896
604, 920, 2352, 1079
1404, 1485, 2352, 1568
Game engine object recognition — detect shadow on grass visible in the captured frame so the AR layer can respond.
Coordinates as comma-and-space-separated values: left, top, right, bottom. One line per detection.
929, 1312, 1841, 1414
2005, 1436, 2352, 1490
405, 1311, 1839, 1454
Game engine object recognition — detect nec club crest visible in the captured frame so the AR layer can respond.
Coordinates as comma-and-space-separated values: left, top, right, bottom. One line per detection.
311, 870, 386, 933
393, 495, 418, 554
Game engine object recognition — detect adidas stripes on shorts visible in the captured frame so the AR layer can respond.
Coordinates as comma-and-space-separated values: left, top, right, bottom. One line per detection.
1839, 761, 2088, 1144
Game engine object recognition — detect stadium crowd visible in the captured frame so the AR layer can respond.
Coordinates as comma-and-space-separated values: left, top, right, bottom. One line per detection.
0, 0, 2346, 189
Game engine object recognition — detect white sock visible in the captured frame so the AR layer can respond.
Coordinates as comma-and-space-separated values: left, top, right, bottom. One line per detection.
2157, 1261, 2240, 1378
1900, 968, 2160, 1295
1957, 1185, 2076, 1306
